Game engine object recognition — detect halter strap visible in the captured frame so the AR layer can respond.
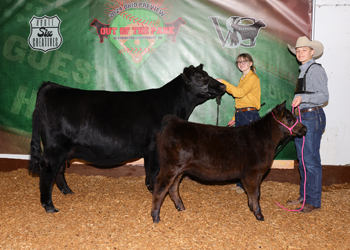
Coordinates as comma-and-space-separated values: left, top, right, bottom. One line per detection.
271, 111, 298, 135
181, 73, 211, 93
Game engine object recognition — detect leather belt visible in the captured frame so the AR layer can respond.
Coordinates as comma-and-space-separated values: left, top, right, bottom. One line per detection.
295, 106, 321, 116
236, 107, 257, 113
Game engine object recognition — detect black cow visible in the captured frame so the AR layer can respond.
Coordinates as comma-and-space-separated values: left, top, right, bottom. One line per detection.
29, 64, 226, 213
151, 102, 307, 222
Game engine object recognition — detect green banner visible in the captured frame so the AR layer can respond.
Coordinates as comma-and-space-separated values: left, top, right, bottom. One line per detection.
0, 0, 312, 159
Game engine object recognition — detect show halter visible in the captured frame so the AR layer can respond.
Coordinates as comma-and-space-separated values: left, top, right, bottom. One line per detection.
273, 105, 307, 212
271, 110, 299, 135
181, 73, 211, 93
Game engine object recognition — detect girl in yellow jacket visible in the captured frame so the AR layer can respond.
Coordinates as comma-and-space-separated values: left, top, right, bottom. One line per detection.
217, 53, 261, 127
217, 53, 261, 193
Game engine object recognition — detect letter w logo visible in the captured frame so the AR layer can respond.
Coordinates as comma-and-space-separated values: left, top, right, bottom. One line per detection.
208, 16, 240, 48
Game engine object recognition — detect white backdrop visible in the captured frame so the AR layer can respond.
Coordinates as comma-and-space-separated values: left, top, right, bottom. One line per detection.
315, 0, 350, 165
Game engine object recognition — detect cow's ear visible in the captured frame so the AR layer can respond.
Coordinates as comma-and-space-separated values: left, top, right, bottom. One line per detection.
186, 65, 195, 70
184, 65, 194, 73
196, 64, 204, 70
183, 65, 192, 76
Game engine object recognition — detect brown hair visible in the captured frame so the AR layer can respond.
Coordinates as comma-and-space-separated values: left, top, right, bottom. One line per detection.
236, 53, 256, 73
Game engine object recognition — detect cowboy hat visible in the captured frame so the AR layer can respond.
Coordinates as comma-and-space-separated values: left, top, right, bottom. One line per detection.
288, 36, 324, 58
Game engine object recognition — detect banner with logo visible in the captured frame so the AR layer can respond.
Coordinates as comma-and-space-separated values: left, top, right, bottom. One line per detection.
0, 0, 312, 159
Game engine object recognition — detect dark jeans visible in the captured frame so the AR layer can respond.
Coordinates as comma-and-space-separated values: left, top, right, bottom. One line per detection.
295, 108, 326, 207
235, 109, 261, 127
235, 110, 261, 188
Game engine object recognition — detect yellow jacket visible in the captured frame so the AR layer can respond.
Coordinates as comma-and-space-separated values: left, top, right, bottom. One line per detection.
221, 70, 261, 120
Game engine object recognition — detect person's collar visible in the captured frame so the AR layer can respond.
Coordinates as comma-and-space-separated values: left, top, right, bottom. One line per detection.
241, 69, 253, 80
245, 70, 253, 76
299, 58, 315, 69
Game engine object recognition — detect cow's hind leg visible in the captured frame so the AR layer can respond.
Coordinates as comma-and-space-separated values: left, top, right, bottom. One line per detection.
241, 176, 264, 221
40, 150, 65, 213
55, 161, 74, 195
168, 173, 185, 211
144, 149, 159, 193
151, 172, 178, 223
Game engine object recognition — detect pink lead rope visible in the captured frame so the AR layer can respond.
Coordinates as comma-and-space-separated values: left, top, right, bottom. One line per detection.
274, 105, 307, 212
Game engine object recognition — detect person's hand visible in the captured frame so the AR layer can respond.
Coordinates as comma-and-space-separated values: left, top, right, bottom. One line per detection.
216, 78, 223, 82
292, 96, 302, 107
228, 120, 235, 127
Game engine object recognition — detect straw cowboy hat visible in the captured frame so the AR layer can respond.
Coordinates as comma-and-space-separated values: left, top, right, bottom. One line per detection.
288, 36, 324, 58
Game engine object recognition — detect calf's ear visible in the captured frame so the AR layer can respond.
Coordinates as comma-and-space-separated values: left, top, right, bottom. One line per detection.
281, 100, 286, 108
274, 100, 287, 112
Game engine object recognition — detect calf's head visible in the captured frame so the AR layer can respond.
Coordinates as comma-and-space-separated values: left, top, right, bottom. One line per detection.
182, 64, 226, 99
272, 101, 307, 137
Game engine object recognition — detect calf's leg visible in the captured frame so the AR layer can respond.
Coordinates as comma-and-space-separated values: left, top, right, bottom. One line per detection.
151, 172, 178, 223
241, 176, 264, 221
168, 173, 185, 211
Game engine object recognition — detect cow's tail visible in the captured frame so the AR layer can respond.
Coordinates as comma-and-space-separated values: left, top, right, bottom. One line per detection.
28, 87, 45, 175
29, 107, 41, 175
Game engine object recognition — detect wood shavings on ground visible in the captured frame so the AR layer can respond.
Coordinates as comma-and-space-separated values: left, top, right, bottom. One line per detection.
0, 169, 349, 249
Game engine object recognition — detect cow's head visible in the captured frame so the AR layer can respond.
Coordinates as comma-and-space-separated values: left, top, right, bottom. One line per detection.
272, 101, 307, 137
182, 64, 226, 99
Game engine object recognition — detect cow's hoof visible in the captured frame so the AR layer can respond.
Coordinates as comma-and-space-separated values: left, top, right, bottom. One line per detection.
146, 184, 154, 194
176, 205, 185, 212
61, 188, 74, 195
256, 214, 264, 221
153, 219, 160, 223
151, 212, 160, 223
43, 205, 59, 213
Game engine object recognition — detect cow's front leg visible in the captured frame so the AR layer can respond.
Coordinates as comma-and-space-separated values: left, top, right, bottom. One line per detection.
55, 162, 74, 195
144, 149, 160, 193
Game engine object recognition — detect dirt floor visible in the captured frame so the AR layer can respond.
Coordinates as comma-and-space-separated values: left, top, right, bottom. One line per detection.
1, 169, 349, 249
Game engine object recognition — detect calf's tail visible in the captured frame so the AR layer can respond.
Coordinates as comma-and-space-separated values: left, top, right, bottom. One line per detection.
159, 115, 177, 135
28, 103, 42, 175
157, 115, 177, 149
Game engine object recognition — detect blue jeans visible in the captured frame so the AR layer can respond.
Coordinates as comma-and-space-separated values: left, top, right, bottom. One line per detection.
235, 110, 261, 127
235, 110, 261, 188
294, 108, 326, 207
